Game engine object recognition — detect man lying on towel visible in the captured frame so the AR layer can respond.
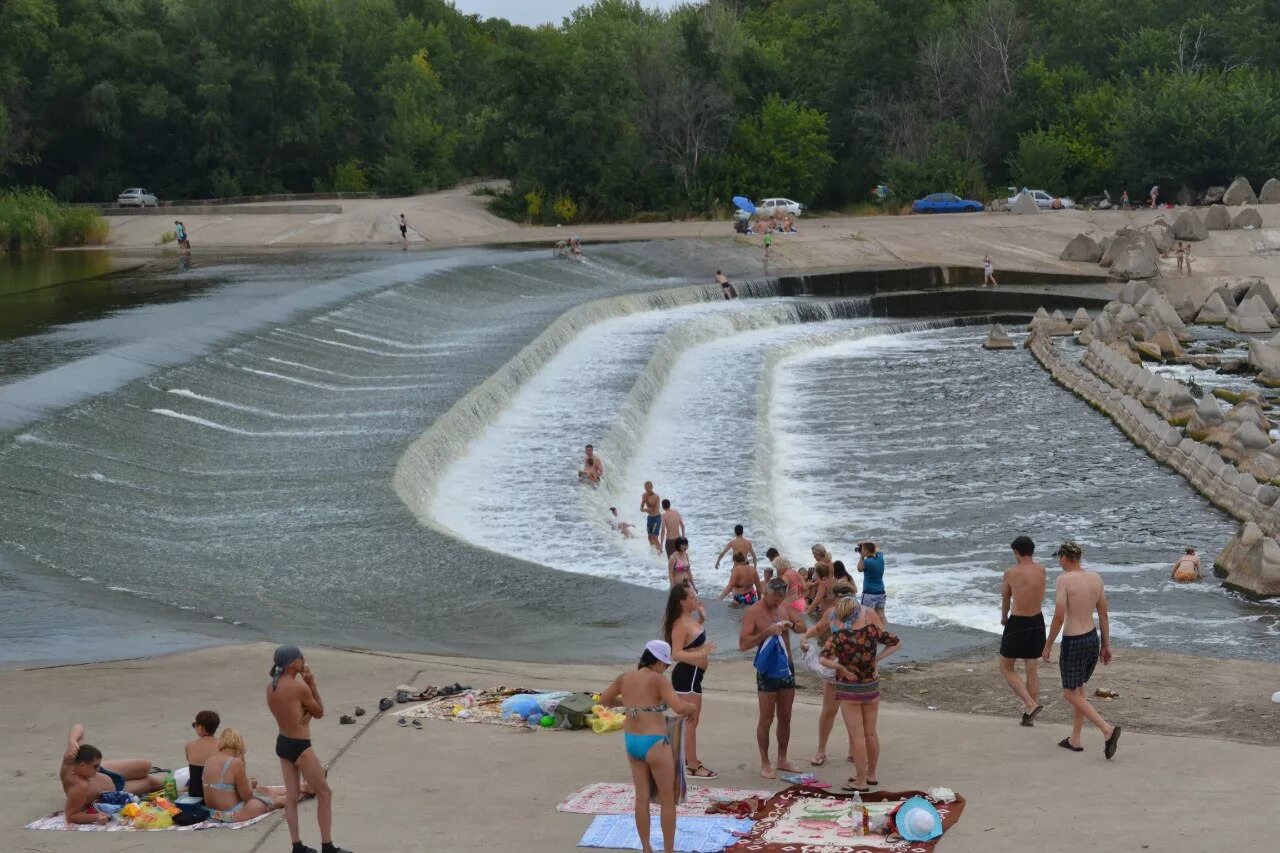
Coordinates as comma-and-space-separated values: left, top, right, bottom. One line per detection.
60, 724, 164, 825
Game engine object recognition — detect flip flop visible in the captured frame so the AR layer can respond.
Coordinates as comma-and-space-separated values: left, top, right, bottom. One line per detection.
396, 717, 408, 728
1021, 705, 1044, 727
411, 718, 423, 730
810, 753, 827, 767
1057, 738, 1083, 752
841, 783, 870, 793
866, 779, 879, 786
1104, 725, 1121, 760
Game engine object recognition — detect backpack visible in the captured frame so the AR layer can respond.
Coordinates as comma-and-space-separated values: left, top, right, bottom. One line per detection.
753, 634, 792, 680
553, 692, 596, 730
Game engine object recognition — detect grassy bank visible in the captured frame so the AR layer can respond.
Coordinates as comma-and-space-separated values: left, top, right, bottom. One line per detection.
0, 188, 108, 251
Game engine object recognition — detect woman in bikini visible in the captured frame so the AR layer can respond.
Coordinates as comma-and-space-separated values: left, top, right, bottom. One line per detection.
601, 641, 694, 853
819, 596, 902, 793
663, 584, 717, 780
667, 537, 697, 592
202, 728, 306, 823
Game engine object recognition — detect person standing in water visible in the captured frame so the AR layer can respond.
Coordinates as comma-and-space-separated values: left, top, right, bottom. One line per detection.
398, 213, 408, 243
579, 444, 604, 484
739, 578, 802, 779
715, 270, 736, 300
719, 551, 762, 605
600, 641, 694, 853
999, 535, 1047, 725
266, 646, 351, 853
766, 548, 808, 629
1042, 542, 1121, 758
659, 499, 685, 557
856, 542, 887, 620
641, 482, 662, 553
715, 524, 757, 570
664, 584, 717, 779
667, 537, 697, 592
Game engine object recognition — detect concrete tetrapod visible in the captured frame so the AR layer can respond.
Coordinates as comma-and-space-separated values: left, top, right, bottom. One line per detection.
1232, 207, 1264, 230
1260, 177, 1280, 204
982, 322, 1015, 350
1222, 176, 1259, 206
1214, 522, 1280, 599
1186, 396, 1227, 440
1060, 233, 1103, 262
1172, 209, 1208, 241
1203, 204, 1231, 231
1070, 307, 1091, 331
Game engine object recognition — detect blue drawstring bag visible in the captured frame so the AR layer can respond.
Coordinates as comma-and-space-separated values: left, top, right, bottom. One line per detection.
753, 634, 792, 680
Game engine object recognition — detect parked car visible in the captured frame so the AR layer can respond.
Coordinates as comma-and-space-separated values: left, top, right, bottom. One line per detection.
117, 188, 159, 208
1006, 188, 1074, 210
911, 192, 984, 214
758, 197, 804, 217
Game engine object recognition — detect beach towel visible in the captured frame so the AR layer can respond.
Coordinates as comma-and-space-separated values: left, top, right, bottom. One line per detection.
732, 785, 966, 852
577, 815, 753, 852
25, 810, 274, 832
557, 783, 774, 817
651, 716, 688, 805
396, 687, 531, 728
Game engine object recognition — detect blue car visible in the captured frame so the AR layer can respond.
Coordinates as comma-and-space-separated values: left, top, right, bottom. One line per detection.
912, 192, 984, 214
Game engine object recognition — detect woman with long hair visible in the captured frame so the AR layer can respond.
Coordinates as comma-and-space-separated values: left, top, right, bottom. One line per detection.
601, 642, 694, 853
667, 537, 697, 592
819, 596, 902, 792
662, 584, 717, 779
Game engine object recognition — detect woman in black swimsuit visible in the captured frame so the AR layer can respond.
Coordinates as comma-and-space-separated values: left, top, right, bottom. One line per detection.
662, 584, 718, 779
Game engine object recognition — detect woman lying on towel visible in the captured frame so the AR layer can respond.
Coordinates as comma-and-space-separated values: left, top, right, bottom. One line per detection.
600, 641, 695, 853
203, 728, 311, 823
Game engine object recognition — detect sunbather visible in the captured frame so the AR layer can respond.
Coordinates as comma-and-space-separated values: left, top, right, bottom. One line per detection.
203, 728, 309, 823
184, 709, 221, 800
59, 724, 164, 825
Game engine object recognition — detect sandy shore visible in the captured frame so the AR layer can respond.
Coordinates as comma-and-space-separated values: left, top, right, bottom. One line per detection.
4, 642, 1277, 852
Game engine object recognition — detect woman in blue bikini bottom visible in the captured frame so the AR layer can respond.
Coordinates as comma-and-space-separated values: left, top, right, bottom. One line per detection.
601, 640, 695, 853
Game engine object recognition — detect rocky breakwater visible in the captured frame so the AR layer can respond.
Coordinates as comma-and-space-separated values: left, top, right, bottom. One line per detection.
1214, 522, 1280, 599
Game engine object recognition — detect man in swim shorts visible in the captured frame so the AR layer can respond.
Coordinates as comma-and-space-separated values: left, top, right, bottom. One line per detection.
719, 551, 762, 605
739, 578, 802, 778
659, 499, 685, 557
640, 481, 662, 552
1042, 542, 1121, 759
999, 535, 1047, 725
266, 646, 351, 853
715, 270, 736, 300
715, 524, 757, 570
59, 725, 164, 825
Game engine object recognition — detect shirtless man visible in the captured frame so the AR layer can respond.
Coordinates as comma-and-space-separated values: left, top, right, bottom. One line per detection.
719, 551, 763, 605
1042, 542, 1121, 759
714, 524, 757, 570
999, 535, 1048, 725
640, 482, 662, 552
766, 547, 807, 631
579, 444, 604, 484
1171, 547, 1202, 582
266, 645, 351, 853
58, 725, 163, 825
739, 578, 803, 778
715, 270, 736, 300
659, 499, 685, 557
606, 506, 635, 538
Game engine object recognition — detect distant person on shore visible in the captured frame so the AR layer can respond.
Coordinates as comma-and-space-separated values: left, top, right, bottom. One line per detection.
1042, 542, 1121, 759
719, 551, 762, 605
1176, 242, 1186, 275
763, 232, 772, 260
1171, 547, 1202, 582
1183, 242, 1193, 275
184, 709, 221, 801
667, 537, 697, 592
818, 595, 902, 792
398, 213, 408, 242
600, 640, 694, 853
579, 444, 604, 484
266, 645, 350, 853
799, 581, 857, 767
983, 255, 997, 287
715, 270, 737, 300
59, 725, 165, 824
1120, 190, 1131, 210
999, 535, 1047, 725
740, 578, 802, 779
1149, 185, 1159, 208
715, 524, 757, 570
664, 584, 718, 780
607, 507, 635, 538
641, 482, 662, 552
856, 542, 887, 619
203, 728, 306, 823
174, 220, 190, 254
660, 499, 685, 557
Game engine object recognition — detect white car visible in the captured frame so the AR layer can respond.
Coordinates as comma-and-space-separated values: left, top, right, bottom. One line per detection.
117, 188, 159, 208
1007, 188, 1074, 210
758, 197, 804, 217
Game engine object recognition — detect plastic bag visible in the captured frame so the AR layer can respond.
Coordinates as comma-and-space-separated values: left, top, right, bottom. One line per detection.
133, 806, 174, 829
589, 705, 624, 733
534, 691, 572, 714
802, 643, 836, 679
172, 766, 190, 792
499, 693, 543, 720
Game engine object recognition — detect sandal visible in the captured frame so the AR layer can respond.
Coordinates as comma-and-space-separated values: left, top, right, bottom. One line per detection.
810, 753, 827, 767
1057, 737, 1083, 752
841, 781, 870, 793
411, 718, 423, 730
396, 717, 408, 728
1104, 725, 1121, 760
339, 714, 356, 725
687, 763, 719, 779
1021, 705, 1044, 727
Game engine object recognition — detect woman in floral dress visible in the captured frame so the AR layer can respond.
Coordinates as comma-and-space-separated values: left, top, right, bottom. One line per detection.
818, 596, 902, 792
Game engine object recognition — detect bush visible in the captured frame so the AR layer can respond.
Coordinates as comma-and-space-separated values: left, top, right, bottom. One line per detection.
373, 154, 423, 196
524, 187, 544, 221
1009, 130, 1074, 192
0, 187, 108, 250
322, 159, 369, 193
551, 193, 578, 224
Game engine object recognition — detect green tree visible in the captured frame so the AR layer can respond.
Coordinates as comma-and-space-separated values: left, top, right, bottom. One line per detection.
722, 95, 834, 203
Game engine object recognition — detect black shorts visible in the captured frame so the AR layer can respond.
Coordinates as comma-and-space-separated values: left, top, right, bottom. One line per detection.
1000, 613, 1046, 660
671, 662, 705, 694
1059, 629, 1100, 690
275, 734, 313, 764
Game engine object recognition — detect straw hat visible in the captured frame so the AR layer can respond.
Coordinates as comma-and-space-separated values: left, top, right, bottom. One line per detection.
894, 796, 943, 842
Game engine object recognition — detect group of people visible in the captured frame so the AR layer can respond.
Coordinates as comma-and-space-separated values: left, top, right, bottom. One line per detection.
172, 220, 191, 254
1174, 241, 1195, 275
58, 646, 351, 853
554, 235, 585, 259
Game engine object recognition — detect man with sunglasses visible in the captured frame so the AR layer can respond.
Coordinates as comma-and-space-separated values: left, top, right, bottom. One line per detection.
59, 724, 164, 824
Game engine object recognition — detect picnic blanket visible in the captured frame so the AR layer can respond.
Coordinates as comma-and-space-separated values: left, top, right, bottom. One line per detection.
577, 815, 753, 852
395, 687, 530, 728
25, 810, 273, 832
731, 785, 966, 852
558, 782, 775, 817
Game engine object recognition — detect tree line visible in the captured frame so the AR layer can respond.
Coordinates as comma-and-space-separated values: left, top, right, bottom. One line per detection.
3, 0, 1280, 222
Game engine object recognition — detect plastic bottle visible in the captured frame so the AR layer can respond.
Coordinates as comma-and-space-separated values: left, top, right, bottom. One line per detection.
163, 773, 178, 802
850, 789, 866, 837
